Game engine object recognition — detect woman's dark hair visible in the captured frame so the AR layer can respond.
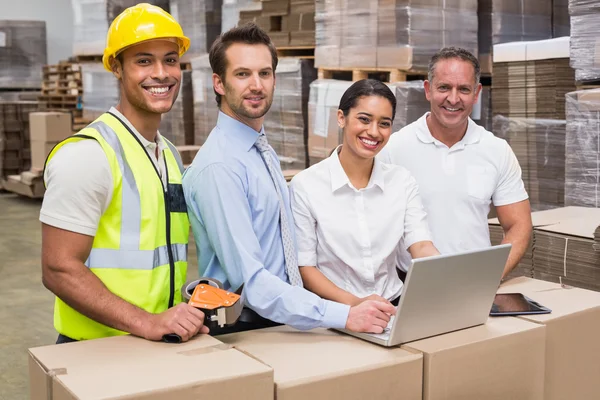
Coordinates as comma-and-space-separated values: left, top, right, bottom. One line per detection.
338, 79, 396, 121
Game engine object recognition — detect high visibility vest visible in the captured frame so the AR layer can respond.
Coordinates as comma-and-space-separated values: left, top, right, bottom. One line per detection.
45, 112, 190, 340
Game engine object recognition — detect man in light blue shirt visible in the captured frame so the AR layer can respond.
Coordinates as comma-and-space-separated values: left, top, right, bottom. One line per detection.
183, 23, 395, 334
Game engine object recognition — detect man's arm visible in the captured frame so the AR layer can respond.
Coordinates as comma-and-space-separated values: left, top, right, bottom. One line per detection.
42, 225, 208, 341
184, 163, 395, 333
495, 200, 532, 278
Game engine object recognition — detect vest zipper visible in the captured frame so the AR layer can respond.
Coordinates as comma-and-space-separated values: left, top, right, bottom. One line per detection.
164, 162, 176, 308
108, 112, 176, 309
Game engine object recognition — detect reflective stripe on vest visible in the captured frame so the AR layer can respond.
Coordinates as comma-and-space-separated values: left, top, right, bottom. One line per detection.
83, 121, 188, 269
47, 112, 190, 341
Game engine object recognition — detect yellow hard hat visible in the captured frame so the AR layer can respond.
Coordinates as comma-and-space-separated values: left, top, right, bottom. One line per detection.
102, 3, 190, 72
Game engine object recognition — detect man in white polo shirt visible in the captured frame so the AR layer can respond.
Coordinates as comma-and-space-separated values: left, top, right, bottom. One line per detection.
380, 47, 532, 278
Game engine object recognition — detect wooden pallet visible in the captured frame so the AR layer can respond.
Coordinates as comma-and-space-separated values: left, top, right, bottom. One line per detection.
73, 54, 103, 63
276, 46, 315, 59
317, 67, 427, 83
42, 63, 83, 96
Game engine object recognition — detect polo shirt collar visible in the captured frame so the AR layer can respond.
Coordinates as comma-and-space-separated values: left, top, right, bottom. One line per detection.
416, 112, 481, 149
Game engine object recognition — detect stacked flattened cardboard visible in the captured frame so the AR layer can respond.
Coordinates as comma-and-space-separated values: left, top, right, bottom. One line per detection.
478, 0, 552, 73
238, 0, 316, 47
71, 0, 109, 56
489, 207, 596, 280
106, 0, 169, 24
492, 38, 575, 211
160, 70, 194, 146
552, 0, 570, 37
80, 63, 119, 121
569, 0, 600, 82
565, 89, 600, 208
307, 79, 352, 165
169, 0, 222, 60
532, 208, 600, 291
492, 38, 575, 119
492, 116, 567, 211
315, 0, 477, 70
72, 0, 170, 56
389, 81, 430, 133
191, 54, 216, 147
0, 20, 47, 89
222, 0, 257, 32
0, 102, 39, 183
264, 58, 317, 170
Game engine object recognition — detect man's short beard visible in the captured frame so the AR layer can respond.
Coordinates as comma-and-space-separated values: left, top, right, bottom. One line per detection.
224, 81, 273, 120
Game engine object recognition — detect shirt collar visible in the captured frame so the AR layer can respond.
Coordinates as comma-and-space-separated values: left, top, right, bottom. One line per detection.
328, 145, 385, 192
216, 111, 265, 152
416, 112, 481, 148
109, 106, 165, 149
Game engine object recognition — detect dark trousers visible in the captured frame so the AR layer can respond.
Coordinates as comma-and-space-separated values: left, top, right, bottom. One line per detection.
209, 307, 281, 336
56, 334, 77, 344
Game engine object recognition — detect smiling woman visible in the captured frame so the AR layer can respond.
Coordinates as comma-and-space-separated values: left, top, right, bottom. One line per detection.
289, 79, 440, 308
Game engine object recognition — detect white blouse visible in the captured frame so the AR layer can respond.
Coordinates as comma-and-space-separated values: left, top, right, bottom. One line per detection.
290, 148, 432, 300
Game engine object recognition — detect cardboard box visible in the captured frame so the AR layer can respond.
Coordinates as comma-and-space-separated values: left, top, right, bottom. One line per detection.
290, 31, 315, 47
29, 334, 273, 400
402, 317, 546, 400
499, 277, 600, 400
290, 0, 315, 14
29, 112, 72, 142
283, 13, 315, 32
220, 326, 423, 400
30, 140, 58, 171
262, 0, 289, 16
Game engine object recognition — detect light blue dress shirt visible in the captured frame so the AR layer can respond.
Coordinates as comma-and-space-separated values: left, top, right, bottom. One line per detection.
182, 112, 350, 330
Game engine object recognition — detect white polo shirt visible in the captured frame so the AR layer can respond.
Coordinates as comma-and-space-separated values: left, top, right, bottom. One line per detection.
379, 112, 528, 264
40, 107, 169, 237
290, 147, 432, 301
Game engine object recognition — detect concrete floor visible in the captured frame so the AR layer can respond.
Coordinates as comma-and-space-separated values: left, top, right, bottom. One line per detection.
0, 193, 199, 400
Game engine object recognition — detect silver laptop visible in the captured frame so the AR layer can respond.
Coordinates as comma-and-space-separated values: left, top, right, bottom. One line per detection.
335, 244, 511, 347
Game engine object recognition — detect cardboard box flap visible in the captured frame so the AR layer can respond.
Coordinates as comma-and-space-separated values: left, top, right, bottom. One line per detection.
488, 206, 596, 227
402, 317, 542, 354
219, 326, 423, 400
28, 334, 224, 372
499, 277, 600, 322
30, 334, 273, 400
220, 326, 421, 384
534, 212, 600, 239
53, 346, 272, 399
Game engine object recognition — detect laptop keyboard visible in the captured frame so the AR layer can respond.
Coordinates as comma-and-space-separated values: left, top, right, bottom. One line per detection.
366, 315, 395, 340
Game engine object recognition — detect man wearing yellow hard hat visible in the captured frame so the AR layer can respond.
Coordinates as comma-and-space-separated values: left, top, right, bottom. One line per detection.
40, 3, 208, 343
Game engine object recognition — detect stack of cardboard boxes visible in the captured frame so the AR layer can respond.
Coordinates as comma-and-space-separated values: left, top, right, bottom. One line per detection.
29, 112, 72, 172
477, 0, 552, 74
565, 89, 600, 208
532, 209, 600, 292
30, 279, 600, 399
492, 37, 575, 211
569, 0, 600, 82
239, 0, 316, 47
0, 102, 39, 183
